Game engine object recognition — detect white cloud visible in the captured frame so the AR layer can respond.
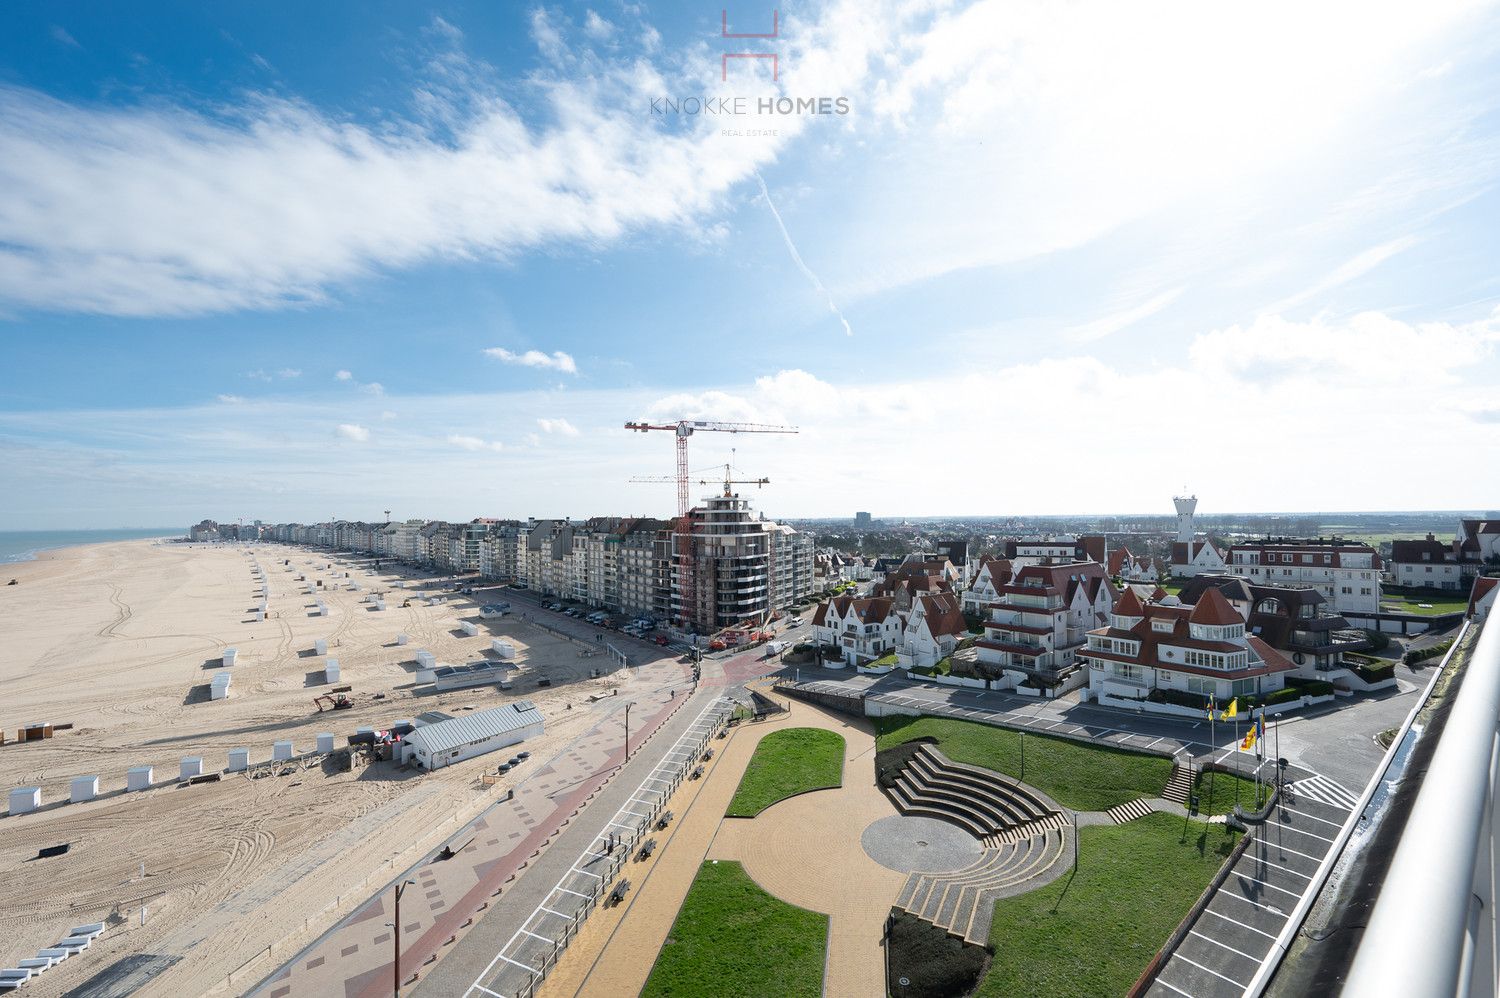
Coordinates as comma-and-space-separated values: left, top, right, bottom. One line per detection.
246, 369, 272, 381
380, 410, 397, 420
362, 381, 385, 396
50, 26, 80, 49
447, 433, 504, 452
1066, 287, 1184, 342
484, 348, 578, 374
536, 417, 580, 436
278, 368, 301, 379
583, 10, 614, 41
335, 370, 353, 381
217, 393, 245, 404
336, 423, 370, 441
1263, 235, 1421, 313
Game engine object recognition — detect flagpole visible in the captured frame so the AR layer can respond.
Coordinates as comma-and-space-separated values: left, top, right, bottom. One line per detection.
1274, 714, 1281, 806
1208, 696, 1216, 809
1233, 705, 1241, 810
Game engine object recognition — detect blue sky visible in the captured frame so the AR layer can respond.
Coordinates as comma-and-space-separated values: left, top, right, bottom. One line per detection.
2, 1, 1499, 528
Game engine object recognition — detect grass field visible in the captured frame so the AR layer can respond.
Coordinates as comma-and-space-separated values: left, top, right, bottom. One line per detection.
642, 860, 828, 998
977, 813, 1240, 997
1193, 769, 1268, 816
1379, 593, 1469, 616
874, 716, 1171, 811
726, 727, 845, 817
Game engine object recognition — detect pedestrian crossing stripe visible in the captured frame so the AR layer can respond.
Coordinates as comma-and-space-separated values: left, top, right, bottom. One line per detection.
1290, 774, 1359, 810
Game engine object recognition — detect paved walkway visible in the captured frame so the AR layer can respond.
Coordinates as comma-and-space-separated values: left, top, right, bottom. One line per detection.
535, 700, 905, 998
248, 661, 693, 998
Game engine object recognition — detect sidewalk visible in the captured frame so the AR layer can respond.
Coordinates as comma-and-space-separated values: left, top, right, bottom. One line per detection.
248, 669, 692, 998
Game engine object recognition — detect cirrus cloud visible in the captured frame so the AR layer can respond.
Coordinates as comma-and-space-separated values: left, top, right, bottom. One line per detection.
484, 348, 578, 375
336, 423, 370, 441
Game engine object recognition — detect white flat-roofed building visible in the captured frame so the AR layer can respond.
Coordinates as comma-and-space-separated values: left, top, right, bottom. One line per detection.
1227, 538, 1382, 614
402, 700, 544, 770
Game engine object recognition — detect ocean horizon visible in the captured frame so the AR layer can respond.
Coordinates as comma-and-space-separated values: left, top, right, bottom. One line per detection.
0, 528, 184, 564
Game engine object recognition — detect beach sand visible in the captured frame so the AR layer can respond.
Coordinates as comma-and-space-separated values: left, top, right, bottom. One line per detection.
0, 540, 644, 997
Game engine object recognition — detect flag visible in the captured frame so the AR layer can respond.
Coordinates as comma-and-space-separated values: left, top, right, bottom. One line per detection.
1207, 696, 1217, 721
1241, 725, 1257, 751
1256, 715, 1266, 756
1219, 698, 1238, 721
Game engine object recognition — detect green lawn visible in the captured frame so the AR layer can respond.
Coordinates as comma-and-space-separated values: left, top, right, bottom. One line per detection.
977, 813, 1241, 998
874, 716, 1171, 811
643, 860, 828, 998
1380, 593, 1469, 616
1192, 769, 1268, 816
726, 727, 845, 817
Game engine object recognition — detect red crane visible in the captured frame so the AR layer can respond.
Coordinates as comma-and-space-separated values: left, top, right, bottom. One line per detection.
623, 420, 797, 517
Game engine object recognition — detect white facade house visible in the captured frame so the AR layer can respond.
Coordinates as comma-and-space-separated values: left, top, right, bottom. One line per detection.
402, 701, 544, 770
962, 557, 1013, 615
1081, 587, 1295, 703
1169, 540, 1228, 578
898, 592, 968, 670
813, 595, 903, 667
1470, 577, 1498, 623
1227, 540, 1383, 614
975, 562, 1114, 688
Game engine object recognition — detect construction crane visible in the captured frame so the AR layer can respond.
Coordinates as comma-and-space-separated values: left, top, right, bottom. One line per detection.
630, 464, 770, 499
623, 420, 797, 518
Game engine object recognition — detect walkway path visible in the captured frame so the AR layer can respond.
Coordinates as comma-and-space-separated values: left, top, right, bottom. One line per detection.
247, 659, 693, 998
536, 700, 903, 998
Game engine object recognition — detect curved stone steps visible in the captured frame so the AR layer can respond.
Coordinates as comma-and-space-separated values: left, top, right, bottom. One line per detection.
982, 812, 1070, 847
912, 746, 1056, 818
906, 753, 1043, 827
896, 830, 1071, 945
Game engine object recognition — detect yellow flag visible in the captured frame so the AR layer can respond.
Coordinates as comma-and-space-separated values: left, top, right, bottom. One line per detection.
1220, 698, 1238, 721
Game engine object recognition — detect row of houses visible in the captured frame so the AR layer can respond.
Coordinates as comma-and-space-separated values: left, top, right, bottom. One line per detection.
221, 492, 816, 634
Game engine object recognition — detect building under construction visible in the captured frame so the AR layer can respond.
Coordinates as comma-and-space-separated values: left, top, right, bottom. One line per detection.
671, 490, 814, 632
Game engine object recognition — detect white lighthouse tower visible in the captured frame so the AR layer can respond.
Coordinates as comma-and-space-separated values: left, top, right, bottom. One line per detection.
1173, 494, 1197, 544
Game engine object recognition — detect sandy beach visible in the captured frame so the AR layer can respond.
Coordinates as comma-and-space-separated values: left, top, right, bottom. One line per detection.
0, 539, 659, 997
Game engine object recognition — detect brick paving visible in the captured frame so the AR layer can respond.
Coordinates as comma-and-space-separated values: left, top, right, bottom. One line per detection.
245, 658, 693, 998
535, 699, 905, 998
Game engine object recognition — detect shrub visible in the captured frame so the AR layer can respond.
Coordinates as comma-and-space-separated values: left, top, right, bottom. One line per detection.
1285, 677, 1335, 697
1404, 639, 1454, 665
887, 910, 987, 998
1361, 629, 1391, 652
1354, 661, 1396, 683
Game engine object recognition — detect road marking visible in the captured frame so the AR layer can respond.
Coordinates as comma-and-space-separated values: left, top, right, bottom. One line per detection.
1174, 954, 1244, 987
1150, 976, 1196, 997
1188, 929, 1261, 962
1226, 871, 1303, 899
1199, 907, 1279, 940
1246, 839, 1324, 864
471, 984, 508, 998
1241, 855, 1313, 880
539, 907, 571, 920
519, 928, 551, 943
1269, 820, 1337, 845
1217, 891, 1292, 919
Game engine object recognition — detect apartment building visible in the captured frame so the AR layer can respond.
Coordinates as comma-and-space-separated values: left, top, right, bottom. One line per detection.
671, 492, 815, 632
1227, 538, 1382, 614
975, 561, 1113, 689
813, 595, 902, 667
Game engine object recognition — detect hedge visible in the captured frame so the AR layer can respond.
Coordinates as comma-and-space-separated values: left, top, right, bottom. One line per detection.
1354, 661, 1396, 683
1404, 639, 1455, 665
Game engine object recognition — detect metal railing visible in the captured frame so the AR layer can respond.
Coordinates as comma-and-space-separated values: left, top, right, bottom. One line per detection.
1339, 616, 1498, 998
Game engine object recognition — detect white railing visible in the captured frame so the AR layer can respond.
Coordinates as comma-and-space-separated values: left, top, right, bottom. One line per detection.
1331, 618, 1497, 998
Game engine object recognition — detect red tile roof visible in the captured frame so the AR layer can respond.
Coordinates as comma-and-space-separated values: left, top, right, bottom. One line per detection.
1188, 588, 1242, 627
1114, 587, 1144, 616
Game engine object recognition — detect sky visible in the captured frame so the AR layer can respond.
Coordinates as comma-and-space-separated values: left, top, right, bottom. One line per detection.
1, 0, 1499, 528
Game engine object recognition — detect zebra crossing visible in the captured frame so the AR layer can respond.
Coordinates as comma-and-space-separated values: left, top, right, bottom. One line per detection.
1287, 773, 1360, 810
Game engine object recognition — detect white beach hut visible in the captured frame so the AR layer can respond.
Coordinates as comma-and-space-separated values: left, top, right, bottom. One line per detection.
210, 671, 232, 700
8, 787, 41, 815
325, 659, 340, 683
227, 748, 250, 772
70, 776, 99, 803
460, 621, 479, 637
222, 648, 237, 667
127, 766, 153, 791
180, 757, 203, 780
316, 732, 336, 753
315, 638, 327, 655
397, 632, 409, 646
492, 639, 516, 660
272, 740, 294, 761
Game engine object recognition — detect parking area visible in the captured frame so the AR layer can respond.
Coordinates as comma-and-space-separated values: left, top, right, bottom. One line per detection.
1146, 791, 1356, 998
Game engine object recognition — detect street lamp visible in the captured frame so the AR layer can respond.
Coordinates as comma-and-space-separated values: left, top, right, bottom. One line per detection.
624, 701, 634, 761
390, 878, 416, 997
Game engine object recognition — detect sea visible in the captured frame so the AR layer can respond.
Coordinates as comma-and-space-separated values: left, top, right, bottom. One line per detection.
0, 528, 184, 563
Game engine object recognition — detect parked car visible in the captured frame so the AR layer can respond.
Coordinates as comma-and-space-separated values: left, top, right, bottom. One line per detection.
708, 638, 727, 651
655, 635, 669, 646
789, 617, 803, 627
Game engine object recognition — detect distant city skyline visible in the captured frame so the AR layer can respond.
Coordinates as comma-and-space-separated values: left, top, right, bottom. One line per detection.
3, 2, 1499, 527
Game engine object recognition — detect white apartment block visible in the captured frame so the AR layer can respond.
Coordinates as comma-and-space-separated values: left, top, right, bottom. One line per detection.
1227, 540, 1382, 614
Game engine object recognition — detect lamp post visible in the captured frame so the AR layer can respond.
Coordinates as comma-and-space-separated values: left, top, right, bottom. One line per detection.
392, 878, 416, 997
624, 702, 633, 761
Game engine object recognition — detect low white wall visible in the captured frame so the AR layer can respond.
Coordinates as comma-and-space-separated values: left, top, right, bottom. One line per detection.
864, 700, 922, 719
904, 670, 989, 690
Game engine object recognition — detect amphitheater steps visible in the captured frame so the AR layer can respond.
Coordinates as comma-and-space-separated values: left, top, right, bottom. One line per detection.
895, 831, 1069, 945
982, 812, 1070, 847
1106, 798, 1156, 824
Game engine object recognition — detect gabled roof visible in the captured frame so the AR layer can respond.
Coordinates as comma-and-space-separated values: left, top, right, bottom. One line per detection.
913, 592, 966, 638
1189, 588, 1242, 627
1470, 577, 1499, 619
1114, 587, 1144, 616
1107, 548, 1130, 576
